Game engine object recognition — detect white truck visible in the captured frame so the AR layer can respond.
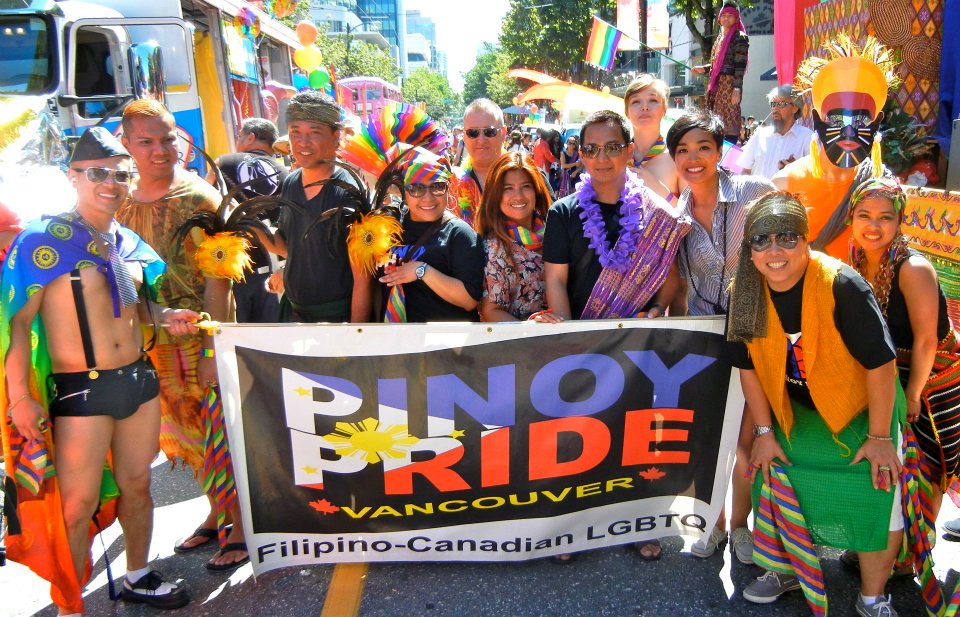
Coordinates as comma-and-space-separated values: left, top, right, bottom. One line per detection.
1, 0, 211, 171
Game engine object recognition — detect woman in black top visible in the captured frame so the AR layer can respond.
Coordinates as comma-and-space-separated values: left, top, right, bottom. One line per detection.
847, 177, 960, 530
376, 147, 485, 322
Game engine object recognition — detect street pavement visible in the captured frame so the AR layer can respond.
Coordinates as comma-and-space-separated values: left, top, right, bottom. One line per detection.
3, 457, 959, 617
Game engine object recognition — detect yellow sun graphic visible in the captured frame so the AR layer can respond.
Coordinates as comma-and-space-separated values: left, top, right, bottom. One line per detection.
323, 417, 419, 464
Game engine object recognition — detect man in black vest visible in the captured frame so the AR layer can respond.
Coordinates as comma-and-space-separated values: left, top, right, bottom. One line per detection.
206, 118, 288, 322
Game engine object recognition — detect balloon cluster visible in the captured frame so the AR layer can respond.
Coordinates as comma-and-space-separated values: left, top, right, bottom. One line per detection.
263, 0, 298, 19
234, 7, 261, 38
292, 20, 331, 92
512, 97, 544, 125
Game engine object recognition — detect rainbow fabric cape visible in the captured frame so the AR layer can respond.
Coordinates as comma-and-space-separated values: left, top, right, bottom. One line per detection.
0, 213, 164, 613
585, 17, 623, 71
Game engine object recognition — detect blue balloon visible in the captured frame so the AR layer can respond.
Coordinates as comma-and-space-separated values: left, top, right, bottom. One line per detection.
292, 73, 308, 90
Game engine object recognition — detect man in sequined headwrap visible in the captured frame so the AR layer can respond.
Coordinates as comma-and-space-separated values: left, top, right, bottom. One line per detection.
772, 35, 895, 259
258, 90, 370, 322
726, 192, 939, 617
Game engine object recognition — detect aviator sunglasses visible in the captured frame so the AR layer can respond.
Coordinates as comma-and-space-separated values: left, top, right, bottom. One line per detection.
72, 167, 134, 184
769, 100, 793, 109
464, 127, 501, 139
406, 181, 449, 198
748, 231, 803, 251
580, 143, 628, 158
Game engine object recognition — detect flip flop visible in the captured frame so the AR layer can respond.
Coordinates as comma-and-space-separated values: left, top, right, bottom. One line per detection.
206, 542, 249, 572
632, 539, 663, 561
173, 527, 217, 553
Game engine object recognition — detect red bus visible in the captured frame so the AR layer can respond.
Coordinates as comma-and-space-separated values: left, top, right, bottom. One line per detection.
339, 76, 404, 121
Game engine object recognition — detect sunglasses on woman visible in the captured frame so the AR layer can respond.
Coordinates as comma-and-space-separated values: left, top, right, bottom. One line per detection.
748, 231, 803, 251
406, 181, 449, 197
72, 167, 134, 184
464, 127, 500, 139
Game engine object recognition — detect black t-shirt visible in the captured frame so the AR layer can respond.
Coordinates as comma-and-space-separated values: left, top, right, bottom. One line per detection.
729, 264, 896, 408
278, 167, 359, 307
542, 194, 621, 319
385, 212, 485, 322
218, 150, 289, 272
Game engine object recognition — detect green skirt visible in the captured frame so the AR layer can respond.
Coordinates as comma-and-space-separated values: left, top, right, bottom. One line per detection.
752, 387, 906, 552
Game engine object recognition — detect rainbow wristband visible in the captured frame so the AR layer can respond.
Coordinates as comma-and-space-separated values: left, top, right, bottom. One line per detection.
201, 348, 215, 358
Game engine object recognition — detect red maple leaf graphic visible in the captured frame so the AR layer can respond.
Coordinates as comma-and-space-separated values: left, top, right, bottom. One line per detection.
638, 467, 666, 481
309, 498, 340, 514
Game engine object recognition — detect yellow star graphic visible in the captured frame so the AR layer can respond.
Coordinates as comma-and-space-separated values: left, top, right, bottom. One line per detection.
449, 429, 465, 439
294, 386, 311, 397
303, 466, 318, 475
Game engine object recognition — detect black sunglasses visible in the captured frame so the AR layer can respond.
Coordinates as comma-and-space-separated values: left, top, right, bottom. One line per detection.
72, 166, 134, 184
406, 182, 449, 197
580, 143, 628, 158
464, 127, 500, 139
748, 231, 803, 251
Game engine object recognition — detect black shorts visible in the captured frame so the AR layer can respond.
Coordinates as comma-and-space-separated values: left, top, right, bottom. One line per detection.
48, 356, 160, 420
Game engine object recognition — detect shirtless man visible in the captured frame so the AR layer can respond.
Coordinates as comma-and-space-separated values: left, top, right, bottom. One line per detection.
3, 128, 199, 615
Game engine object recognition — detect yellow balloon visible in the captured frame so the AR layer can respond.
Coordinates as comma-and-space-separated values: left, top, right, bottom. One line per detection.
294, 46, 323, 73
601, 85, 611, 94
512, 96, 519, 105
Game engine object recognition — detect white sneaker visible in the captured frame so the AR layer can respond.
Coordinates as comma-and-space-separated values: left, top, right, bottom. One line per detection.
856, 594, 899, 617
743, 571, 801, 604
731, 526, 755, 564
690, 526, 728, 558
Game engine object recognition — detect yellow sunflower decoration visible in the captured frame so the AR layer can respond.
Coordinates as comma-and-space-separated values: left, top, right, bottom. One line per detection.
195, 232, 253, 282
347, 212, 403, 276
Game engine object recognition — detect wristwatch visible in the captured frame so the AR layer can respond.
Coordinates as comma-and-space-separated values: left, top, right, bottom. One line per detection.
415, 263, 427, 280
753, 425, 774, 437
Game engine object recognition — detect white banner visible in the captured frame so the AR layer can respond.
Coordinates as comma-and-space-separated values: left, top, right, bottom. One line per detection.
214, 318, 743, 576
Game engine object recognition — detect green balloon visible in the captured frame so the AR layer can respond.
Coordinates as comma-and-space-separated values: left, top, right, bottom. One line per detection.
309, 69, 330, 89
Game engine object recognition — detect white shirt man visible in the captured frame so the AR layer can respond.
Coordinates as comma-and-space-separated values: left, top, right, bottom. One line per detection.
737, 85, 813, 179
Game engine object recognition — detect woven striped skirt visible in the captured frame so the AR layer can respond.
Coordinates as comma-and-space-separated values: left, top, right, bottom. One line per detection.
897, 330, 960, 489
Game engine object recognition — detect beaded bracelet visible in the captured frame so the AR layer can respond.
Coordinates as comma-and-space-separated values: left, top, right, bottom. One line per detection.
866, 433, 893, 442
201, 348, 216, 358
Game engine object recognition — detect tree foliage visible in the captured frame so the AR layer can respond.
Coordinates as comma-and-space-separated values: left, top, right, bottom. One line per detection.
499, 0, 616, 78
402, 68, 459, 122
671, 0, 754, 60
462, 43, 522, 108
314, 24, 400, 83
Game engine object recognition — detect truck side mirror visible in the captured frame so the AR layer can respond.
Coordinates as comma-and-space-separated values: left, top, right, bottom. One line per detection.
128, 41, 165, 105
0, 14, 59, 97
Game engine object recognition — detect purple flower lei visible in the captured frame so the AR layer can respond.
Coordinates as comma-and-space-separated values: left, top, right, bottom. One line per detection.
575, 171, 647, 273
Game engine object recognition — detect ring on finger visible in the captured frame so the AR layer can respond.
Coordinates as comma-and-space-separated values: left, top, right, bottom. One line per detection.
878, 465, 891, 471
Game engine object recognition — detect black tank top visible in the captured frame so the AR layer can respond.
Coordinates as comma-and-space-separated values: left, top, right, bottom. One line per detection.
886, 249, 950, 349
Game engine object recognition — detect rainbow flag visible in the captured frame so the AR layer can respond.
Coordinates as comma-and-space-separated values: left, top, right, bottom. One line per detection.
585, 17, 622, 71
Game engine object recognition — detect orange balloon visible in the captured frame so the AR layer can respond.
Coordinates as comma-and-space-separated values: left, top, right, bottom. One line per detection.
296, 20, 318, 46
529, 104, 539, 114
294, 46, 323, 73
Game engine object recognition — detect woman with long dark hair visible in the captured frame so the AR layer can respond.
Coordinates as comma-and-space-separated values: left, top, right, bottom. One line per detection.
476, 152, 552, 321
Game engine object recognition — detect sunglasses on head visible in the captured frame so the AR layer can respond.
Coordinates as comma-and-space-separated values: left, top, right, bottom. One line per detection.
748, 231, 803, 251
406, 181, 449, 198
580, 143, 628, 158
73, 167, 134, 185
464, 127, 500, 139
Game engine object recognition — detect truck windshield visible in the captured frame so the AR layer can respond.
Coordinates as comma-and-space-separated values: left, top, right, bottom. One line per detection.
0, 15, 56, 96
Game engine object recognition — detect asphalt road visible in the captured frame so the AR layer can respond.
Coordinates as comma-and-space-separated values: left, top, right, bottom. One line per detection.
3, 458, 959, 617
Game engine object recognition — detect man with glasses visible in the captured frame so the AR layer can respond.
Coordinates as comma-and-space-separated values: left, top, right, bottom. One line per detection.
2, 128, 199, 614
116, 99, 245, 571
454, 99, 507, 226
541, 111, 690, 321
737, 85, 813, 179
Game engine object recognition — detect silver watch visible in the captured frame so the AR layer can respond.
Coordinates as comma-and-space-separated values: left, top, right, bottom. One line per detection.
415, 263, 427, 280
753, 425, 774, 437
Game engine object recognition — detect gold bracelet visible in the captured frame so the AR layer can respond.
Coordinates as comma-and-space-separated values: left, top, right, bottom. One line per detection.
7, 392, 30, 414
866, 433, 893, 442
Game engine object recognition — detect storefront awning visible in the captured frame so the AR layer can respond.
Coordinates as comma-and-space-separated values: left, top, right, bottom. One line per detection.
192, 0, 300, 49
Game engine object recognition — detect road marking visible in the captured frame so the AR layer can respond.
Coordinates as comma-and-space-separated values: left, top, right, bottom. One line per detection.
319, 563, 368, 617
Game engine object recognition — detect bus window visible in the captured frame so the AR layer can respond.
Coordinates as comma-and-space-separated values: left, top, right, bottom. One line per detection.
74, 27, 118, 118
